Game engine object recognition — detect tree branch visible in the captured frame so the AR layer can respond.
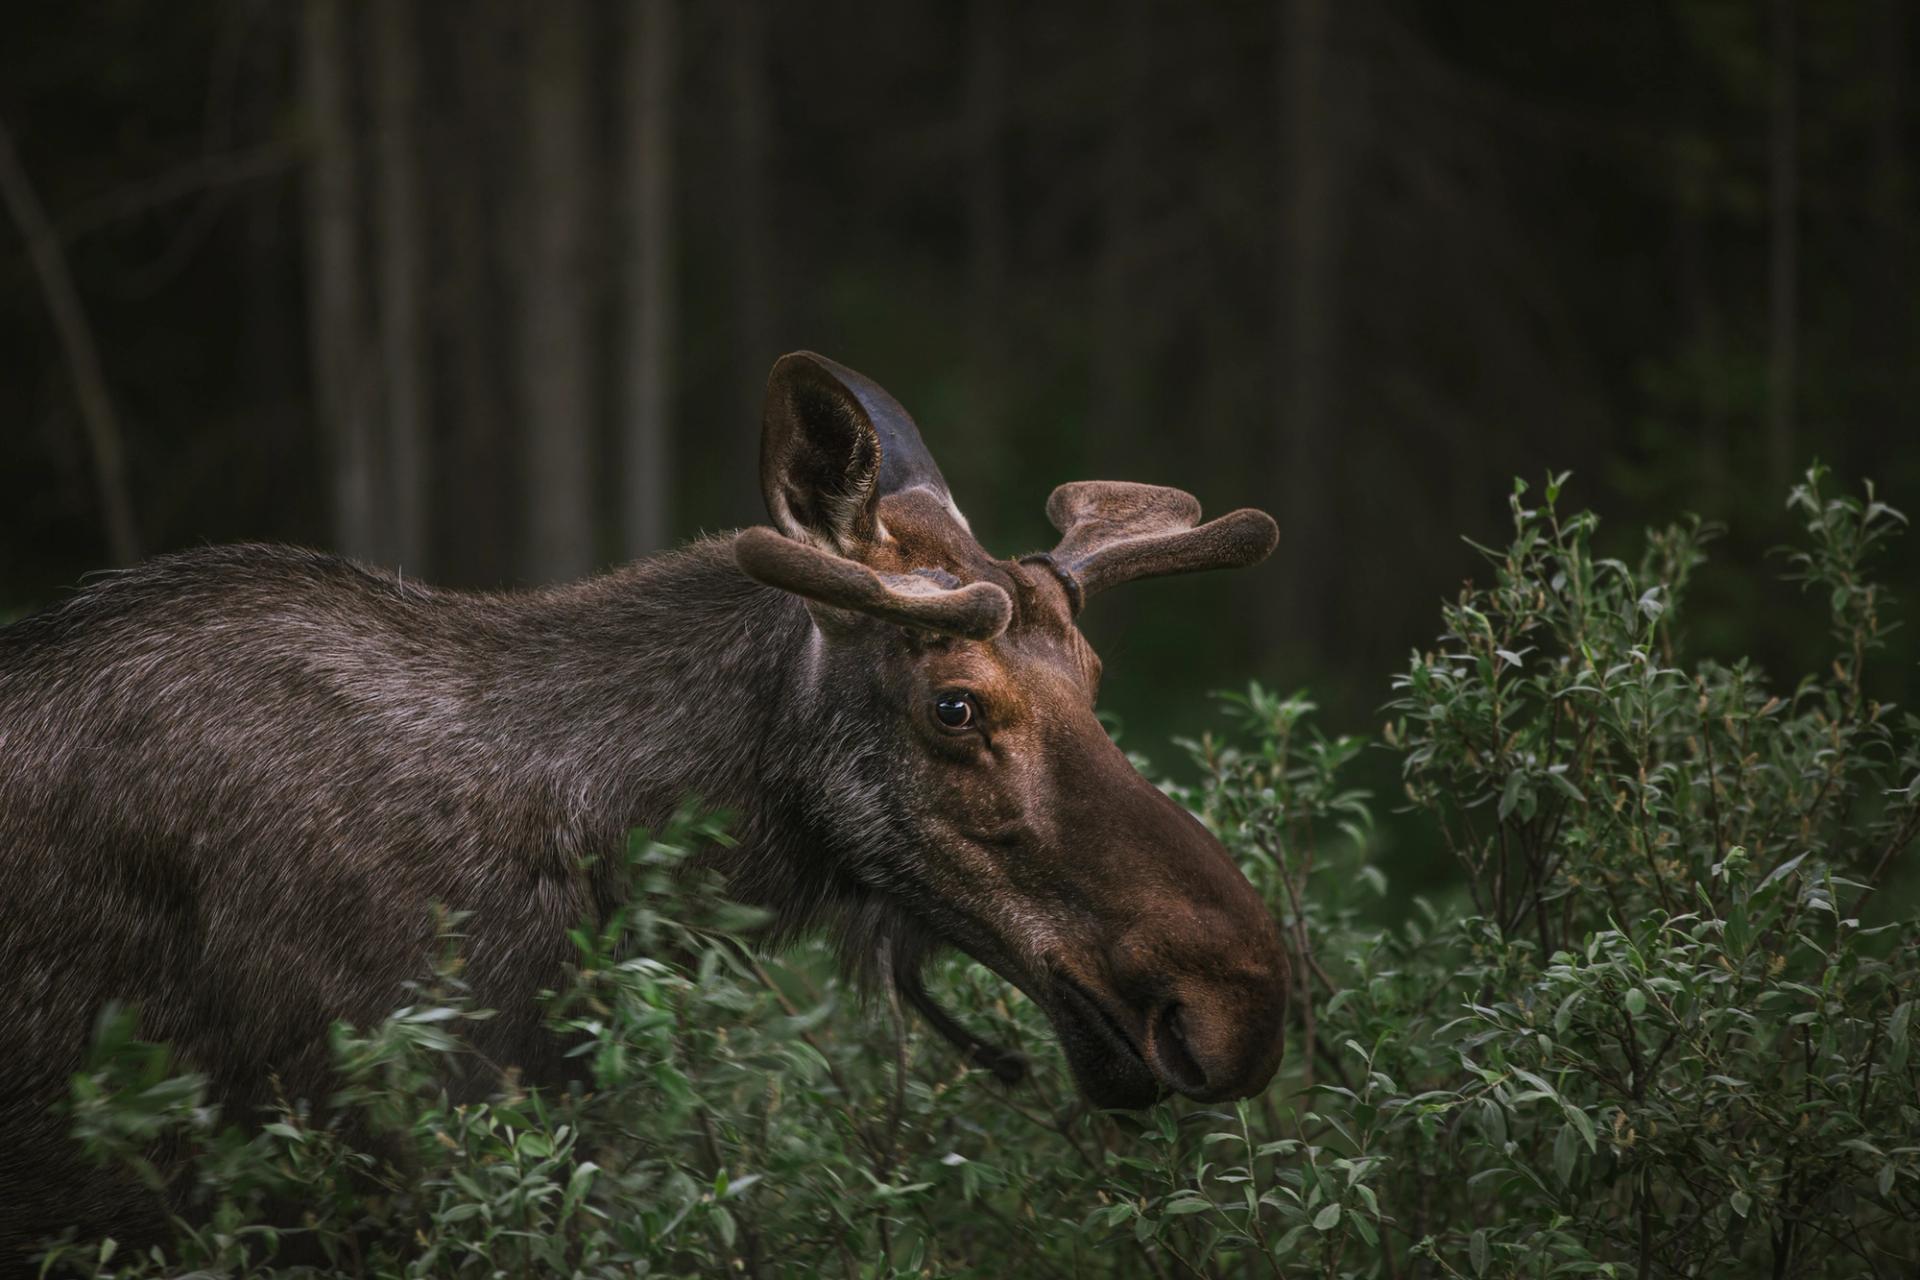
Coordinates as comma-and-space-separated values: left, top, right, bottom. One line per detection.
0, 116, 140, 564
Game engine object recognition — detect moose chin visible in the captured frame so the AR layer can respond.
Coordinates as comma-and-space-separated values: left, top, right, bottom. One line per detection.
0, 351, 1288, 1263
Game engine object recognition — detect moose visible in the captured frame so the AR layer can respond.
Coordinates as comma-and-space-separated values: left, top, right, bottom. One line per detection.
0, 353, 1288, 1263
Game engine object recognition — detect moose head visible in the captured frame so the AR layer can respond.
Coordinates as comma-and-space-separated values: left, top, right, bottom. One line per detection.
734, 352, 1288, 1108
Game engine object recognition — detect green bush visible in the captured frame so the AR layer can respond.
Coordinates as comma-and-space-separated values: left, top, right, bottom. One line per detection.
37, 468, 1920, 1278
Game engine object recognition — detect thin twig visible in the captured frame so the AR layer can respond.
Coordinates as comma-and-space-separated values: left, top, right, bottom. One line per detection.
54, 140, 301, 245
1846, 806, 1920, 921
0, 116, 140, 564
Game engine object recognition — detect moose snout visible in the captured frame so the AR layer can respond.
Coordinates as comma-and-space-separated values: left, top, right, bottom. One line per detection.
1054, 739, 1292, 1104
1141, 966, 1289, 1101
1101, 897, 1291, 1103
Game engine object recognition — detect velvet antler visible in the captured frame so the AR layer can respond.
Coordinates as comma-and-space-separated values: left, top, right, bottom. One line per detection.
735, 528, 1012, 639
1034, 481, 1278, 612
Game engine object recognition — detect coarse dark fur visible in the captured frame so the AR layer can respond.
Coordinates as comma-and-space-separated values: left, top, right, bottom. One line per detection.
0, 540, 875, 1259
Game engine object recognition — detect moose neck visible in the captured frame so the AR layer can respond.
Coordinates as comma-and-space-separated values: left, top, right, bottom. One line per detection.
496, 537, 811, 859
497, 535, 904, 949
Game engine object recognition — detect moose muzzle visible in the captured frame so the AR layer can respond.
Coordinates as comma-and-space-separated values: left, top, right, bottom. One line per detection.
1044, 753, 1290, 1108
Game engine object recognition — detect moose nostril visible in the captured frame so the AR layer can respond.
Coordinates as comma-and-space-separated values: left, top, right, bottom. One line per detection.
1149, 1003, 1210, 1096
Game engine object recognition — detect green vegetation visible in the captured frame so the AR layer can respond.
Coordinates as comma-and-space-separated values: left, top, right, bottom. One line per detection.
39, 470, 1920, 1278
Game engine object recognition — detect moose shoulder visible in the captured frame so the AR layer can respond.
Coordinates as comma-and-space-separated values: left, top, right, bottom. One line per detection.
0, 352, 1286, 1263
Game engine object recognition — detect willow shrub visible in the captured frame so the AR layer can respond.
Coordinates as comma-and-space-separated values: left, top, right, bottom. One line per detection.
39, 468, 1920, 1279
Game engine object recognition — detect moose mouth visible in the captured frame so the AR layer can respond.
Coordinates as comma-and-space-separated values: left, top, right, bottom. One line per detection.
1048, 973, 1164, 1109
877, 905, 1170, 1109
889, 940, 1163, 1110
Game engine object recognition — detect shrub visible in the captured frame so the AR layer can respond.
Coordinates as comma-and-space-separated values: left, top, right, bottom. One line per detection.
36, 468, 1920, 1278
1359, 466, 1920, 1278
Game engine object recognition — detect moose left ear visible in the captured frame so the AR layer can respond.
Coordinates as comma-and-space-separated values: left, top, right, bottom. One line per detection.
743, 351, 1013, 639
1034, 481, 1278, 613
760, 352, 884, 554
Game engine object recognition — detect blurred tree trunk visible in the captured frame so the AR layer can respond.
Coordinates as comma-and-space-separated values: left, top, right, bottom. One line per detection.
1271, 0, 1336, 655
0, 119, 140, 566
1766, 0, 1797, 492
241, 2, 305, 533
623, 0, 677, 559
1866, 0, 1909, 472
1093, 0, 1149, 475
520, 0, 596, 582
1870, 0, 1908, 287
372, 0, 429, 573
729, 0, 773, 522
967, 0, 1009, 456
1678, 172, 1726, 504
1672, 58, 1726, 507
438, 1, 514, 586
302, 0, 380, 561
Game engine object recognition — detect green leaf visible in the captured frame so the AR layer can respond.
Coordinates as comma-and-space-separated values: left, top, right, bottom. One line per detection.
1313, 1203, 1343, 1231
1514, 1068, 1597, 1151
1470, 1228, 1490, 1276
1554, 1122, 1580, 1186
1545, 769, 1585, 804
1509, 1067, 1560, 1103
1499, 770, 1528, 821
562, 1161, 599, 1216
1624, 988, 1646, 1017
1565, 1107, 1598, 1152
1758, 852, 1809, 893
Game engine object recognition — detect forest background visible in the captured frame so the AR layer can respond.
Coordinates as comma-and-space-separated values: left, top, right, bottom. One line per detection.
3, 0, 1917, 904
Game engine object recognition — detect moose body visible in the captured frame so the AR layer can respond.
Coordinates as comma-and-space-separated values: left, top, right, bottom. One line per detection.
0, 354, 1289, 1266
0, 540, 800, 1246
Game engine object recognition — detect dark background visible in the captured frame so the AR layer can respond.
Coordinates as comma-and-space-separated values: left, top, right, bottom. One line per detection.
4, 1, 1915, 901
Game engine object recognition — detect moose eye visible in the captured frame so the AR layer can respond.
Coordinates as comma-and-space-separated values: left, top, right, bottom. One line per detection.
933, 692, 978, 730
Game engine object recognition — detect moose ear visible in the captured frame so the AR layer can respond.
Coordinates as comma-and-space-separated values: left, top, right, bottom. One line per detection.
760, 352, 883, 554
742, 352, 1013, 639
1034, 481, 1278, 612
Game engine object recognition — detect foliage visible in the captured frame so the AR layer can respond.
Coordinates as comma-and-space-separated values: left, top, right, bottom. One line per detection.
1357, 466, 1920, 1277
37, 469, 1920, 1278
